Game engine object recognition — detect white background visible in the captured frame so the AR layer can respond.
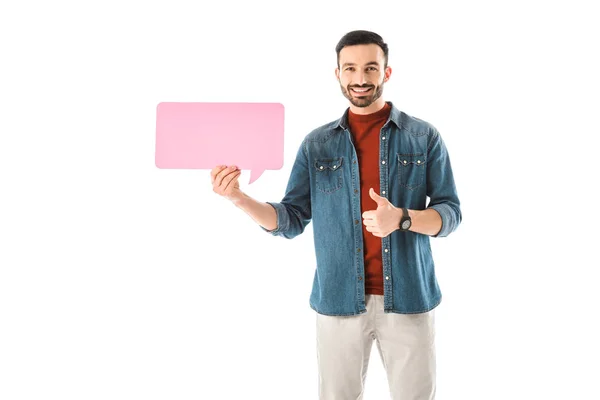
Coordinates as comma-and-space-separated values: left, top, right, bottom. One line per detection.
1, 1, 598, 399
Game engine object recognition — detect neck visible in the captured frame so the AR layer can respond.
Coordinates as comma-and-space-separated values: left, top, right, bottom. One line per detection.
348, 97, 387, 115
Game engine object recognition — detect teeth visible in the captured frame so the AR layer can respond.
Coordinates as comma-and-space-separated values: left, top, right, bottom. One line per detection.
352, 88, 370, 92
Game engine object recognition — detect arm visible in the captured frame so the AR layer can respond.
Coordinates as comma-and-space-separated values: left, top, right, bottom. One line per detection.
407, 208, 443, 236
258, 139, 312, 239
231, 193, 278, 231
211, 165, 278, 230
363, 188, 444, 237
363, 129, 460, 238
211, 140, 312, 239
423, 128, 462, 237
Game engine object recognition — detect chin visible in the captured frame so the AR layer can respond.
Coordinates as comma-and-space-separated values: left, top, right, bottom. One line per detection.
354, 99, 374, 107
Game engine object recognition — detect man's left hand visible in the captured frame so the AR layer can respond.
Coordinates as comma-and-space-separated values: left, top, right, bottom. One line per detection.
362, 188, 401, 238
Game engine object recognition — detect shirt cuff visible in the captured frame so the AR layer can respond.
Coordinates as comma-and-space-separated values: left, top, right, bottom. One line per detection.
259, 202, 287, 235
429, 204, 453, 238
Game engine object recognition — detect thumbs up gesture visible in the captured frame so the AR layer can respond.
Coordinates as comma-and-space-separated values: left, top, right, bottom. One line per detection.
362, 188, 401, 238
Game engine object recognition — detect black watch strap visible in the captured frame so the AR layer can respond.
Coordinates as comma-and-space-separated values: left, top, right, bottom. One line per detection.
399, 208, 411, 231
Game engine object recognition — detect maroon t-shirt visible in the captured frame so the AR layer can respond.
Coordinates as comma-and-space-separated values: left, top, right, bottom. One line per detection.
348, 102, 392, 295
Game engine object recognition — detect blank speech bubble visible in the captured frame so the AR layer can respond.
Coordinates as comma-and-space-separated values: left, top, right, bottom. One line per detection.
155, 102, 284, 184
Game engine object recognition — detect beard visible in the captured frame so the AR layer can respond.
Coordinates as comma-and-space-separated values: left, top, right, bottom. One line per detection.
340, 80, 384, 108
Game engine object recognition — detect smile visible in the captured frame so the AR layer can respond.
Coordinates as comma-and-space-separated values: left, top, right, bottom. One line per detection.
351, 87, 373, 94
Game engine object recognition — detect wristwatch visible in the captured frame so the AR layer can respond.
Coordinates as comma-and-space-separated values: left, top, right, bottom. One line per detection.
399, 208, 412, 231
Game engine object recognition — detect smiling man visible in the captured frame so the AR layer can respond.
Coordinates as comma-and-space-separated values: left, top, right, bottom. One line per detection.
211, 30, 461, 399
338, 57, 386, 110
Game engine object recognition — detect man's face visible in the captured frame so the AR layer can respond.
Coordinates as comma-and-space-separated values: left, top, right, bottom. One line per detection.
336, 44, 391, 108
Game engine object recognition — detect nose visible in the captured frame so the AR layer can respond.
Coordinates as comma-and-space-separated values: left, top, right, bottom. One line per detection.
355, 70, 368, 86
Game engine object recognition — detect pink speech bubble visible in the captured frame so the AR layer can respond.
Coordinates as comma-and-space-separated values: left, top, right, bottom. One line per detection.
155, 102, 284, 184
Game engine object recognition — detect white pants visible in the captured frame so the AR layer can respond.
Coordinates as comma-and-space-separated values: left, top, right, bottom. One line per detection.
316, 295, 436, 400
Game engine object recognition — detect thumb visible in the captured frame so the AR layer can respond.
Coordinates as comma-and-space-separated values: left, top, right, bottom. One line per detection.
369, 188, 387, 205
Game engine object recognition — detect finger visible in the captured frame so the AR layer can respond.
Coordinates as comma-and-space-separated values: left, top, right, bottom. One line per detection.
217, 168, 238, 189
365, 224, 379, 232
211, 165, 227, 184
365, 216, 376, 223
224, 170, 242, 192
215, 166, 237, 188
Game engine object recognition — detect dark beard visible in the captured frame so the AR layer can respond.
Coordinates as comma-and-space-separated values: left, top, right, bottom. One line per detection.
340, 82, 384, 108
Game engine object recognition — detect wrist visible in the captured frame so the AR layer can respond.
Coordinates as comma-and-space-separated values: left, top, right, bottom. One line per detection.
408, 209, 417, 220
397, 207, 413, 232
396, 207, 403, 231
407, 209, 418, 232
230, 191, 247, 207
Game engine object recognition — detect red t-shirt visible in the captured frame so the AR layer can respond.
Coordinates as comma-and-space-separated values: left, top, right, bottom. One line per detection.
347, 102, 392, 295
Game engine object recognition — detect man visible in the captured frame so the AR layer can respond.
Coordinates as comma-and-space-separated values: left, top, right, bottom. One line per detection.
211, 30, 461, 400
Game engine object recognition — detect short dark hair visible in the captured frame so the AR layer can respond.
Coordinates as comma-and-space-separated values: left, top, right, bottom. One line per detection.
335, 30, 389, 67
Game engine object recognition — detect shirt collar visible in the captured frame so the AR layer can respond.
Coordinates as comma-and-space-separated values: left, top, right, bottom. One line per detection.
334, 101, 402, 131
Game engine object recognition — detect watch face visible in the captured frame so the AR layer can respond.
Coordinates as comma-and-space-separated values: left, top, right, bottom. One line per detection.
402, 220, 411, 230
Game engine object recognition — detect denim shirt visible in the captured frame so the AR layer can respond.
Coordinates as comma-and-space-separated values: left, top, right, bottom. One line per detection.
261, 101, 461, 316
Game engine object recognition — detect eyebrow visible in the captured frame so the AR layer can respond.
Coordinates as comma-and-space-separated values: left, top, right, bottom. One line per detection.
342, 61, 380, 68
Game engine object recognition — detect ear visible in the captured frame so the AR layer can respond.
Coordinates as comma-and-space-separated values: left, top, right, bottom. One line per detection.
335, 67, 340, 80
383, 66, 392, 82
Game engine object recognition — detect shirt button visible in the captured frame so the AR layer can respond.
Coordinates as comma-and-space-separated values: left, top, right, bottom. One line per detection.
417, 160, 421, 164
384, 249, 388, 253
354, 189, 358, 194
320, 166, 324, 169
381, 160, 386, 164
355, 219, 359, 224
333, 165, 337, 169
358, 276, 363, 281
357, 248, 361, 253
385, 276, 390, 280
382, 191, 385, 195
382, 136, 386, 140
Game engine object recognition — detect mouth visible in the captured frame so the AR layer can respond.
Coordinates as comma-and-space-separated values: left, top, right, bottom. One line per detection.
350, 87, 373, 96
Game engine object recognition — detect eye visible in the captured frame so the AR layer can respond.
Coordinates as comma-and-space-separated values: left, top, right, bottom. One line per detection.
345, 67, 355, 71
367, 67, 377, 71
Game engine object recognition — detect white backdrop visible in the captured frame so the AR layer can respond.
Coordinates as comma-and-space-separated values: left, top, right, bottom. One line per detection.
1, 1, 598, 399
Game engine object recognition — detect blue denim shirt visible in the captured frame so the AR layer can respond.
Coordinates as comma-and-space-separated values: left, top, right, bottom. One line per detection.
261, 102, 461, 316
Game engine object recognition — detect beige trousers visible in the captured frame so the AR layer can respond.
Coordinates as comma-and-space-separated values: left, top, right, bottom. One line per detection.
316, 295, 436, 400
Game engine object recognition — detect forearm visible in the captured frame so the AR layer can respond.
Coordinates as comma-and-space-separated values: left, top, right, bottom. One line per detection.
231, 192, 278, 231
407, 208, 442, 236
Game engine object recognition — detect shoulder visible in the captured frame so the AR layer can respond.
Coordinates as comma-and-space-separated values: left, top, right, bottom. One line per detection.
304, 118, 343, 143
394, 110, 439, 139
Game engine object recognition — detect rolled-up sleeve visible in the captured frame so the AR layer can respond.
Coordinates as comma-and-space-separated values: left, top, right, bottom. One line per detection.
426, 129, 462, 238
260, 139, 312, 239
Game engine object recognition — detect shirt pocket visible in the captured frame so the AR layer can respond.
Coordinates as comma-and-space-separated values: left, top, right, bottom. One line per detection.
397, 153, 426, 190
314, 157, 344, 193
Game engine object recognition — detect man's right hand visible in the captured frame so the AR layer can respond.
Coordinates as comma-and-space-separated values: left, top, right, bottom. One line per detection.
211, 165, 243, 202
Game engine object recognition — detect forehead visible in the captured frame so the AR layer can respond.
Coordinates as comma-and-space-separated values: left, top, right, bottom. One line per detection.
339, 44, 385, 65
